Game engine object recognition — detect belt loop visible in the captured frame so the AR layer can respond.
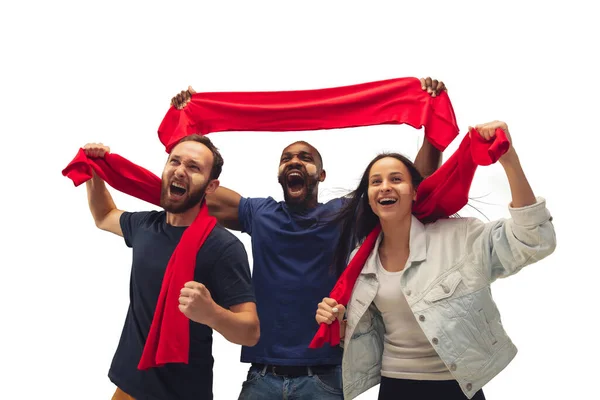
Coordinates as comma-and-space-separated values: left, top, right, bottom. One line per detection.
260, 365, 268, 376
307, 366, 314, 377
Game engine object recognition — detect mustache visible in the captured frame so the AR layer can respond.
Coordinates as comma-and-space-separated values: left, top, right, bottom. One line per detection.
283, 166, 306, 176
166, 176, 188, 187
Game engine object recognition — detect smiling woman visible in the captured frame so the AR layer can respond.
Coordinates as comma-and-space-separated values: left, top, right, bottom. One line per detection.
315, 122, 556, 399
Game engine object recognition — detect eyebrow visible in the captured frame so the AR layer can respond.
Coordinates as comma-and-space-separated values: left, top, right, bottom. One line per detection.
369, 171, 404, 179
280, 151, 313, 159
170, 155, 202, 167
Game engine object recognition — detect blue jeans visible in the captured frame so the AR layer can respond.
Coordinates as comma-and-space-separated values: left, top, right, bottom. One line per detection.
238, 364, 344, 400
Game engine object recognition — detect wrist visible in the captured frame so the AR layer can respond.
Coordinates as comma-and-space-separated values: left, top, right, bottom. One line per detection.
499, 148, 519, 167
204, 301, 225, 328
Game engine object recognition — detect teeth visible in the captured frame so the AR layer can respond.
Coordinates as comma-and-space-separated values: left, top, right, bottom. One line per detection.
289, 172, 302, 177
172, 182, 185, 189
379, 198, 397, 204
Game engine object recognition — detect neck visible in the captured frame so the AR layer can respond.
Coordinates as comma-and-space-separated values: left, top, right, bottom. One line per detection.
166, 204, 201, 227
379, 215, 412, 252
287, 194, 319, 210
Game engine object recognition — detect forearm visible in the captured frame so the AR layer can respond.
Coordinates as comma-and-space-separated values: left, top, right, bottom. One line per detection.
86, 174, 117, 225
414, 137, 442, 178
207, 304, 260, 346
206, 187, 242, 231
500, 150, 536, 208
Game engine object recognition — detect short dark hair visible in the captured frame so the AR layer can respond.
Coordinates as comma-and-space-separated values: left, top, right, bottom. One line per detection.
172, 134, 224, 180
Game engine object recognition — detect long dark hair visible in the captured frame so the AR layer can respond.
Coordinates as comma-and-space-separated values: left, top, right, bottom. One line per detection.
330, 153, 424, 277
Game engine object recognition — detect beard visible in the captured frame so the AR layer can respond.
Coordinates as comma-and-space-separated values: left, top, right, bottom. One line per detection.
160, 179, 208, 214
278, 166, 319, 207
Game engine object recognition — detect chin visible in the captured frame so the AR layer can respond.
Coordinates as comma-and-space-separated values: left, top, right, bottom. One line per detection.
380, 210, 411, 222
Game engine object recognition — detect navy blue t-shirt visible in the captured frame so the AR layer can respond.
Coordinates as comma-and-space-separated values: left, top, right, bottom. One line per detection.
109, 211, 255, 400
239, 196, 345, 366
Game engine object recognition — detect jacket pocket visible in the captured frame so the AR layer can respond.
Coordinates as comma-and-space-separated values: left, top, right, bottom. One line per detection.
423, 270, 475, 319
346, 327, 383, 375
424, 271, 463, 303
478, 308, 498, 347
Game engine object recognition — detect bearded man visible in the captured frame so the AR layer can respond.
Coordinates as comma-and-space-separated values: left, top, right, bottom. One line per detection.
83, 134, 258, 400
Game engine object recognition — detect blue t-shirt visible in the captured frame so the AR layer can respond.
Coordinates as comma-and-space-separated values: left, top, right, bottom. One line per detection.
109, 211, 255, 400
239, 196, 345, 366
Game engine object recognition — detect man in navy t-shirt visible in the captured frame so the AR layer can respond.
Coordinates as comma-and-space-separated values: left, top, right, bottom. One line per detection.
170, 77, 447, 399
82, 135, 259, 400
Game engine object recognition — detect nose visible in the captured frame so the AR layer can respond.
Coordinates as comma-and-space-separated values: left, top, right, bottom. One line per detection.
288, 156, 302, 168
174, 165, 186, 178
379, 180, 391, 192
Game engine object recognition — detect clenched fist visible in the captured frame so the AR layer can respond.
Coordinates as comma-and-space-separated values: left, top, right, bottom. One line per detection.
83, 143, 110, 158
178, 281, 218, 326
170, 86, 196, 110
468, 120, 516, 162
316, 297, 346, 325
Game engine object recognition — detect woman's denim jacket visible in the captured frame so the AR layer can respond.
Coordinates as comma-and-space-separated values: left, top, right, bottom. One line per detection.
341, 198, 556, 399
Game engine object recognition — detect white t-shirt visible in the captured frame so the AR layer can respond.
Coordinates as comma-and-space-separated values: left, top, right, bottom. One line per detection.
374, 254, 453, 380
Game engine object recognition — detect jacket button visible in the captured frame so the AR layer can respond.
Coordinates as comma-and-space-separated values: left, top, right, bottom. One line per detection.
419, 315, 425, 322
466, 383, 472, 391
450, 363, 457, 371
432, 337, 439, 345
406, 289, 412, 296
442, 285, 450, 294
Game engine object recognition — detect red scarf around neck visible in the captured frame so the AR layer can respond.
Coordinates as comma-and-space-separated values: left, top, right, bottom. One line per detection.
62, 77, 463, 369
308, 128, 510, 348
62, 151, 217, 369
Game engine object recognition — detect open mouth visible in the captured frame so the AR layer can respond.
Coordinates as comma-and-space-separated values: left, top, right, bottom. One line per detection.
378, 198, 398, 206
169, 182, 187, 197
286, 171, 305, 194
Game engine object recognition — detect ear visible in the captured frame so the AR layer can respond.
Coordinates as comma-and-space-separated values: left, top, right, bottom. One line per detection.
412, 188, 418, 202
319, 169, 327, 182
205, 179, 220, 194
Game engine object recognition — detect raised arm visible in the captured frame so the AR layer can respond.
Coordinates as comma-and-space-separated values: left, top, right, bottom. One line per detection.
414, 77, 447, 177
467, 121, 556, 281
84, 143, 124, 236
414, 137, 442, 178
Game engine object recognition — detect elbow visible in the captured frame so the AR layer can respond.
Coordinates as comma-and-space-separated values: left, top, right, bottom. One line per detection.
541, 223, 557, 259
94, 217, 106, 231
528, 222, 557, 264
239, 318, 260, 347
244, 319, 260, 347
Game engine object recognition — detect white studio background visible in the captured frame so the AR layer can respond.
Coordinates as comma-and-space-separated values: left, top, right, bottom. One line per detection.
1, 1, 597, 399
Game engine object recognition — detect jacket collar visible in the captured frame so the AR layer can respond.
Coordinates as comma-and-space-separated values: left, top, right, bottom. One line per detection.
361, 215, 427, 275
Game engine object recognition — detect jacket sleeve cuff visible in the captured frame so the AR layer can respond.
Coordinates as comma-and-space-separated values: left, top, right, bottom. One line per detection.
508, 196, 552, 227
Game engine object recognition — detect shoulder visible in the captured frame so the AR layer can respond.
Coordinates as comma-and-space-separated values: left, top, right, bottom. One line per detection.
239, 196, 281, 212
203, 224, 244, 250
424, 216, 489, 248
324, 196, 347, 209
197, 226, 250, 271
120, 210, 165, 227
425, 216, 472, 234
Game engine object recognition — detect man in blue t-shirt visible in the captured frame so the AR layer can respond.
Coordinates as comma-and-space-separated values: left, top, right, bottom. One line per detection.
170, 77, 447, 399
81, 135, 259, 400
